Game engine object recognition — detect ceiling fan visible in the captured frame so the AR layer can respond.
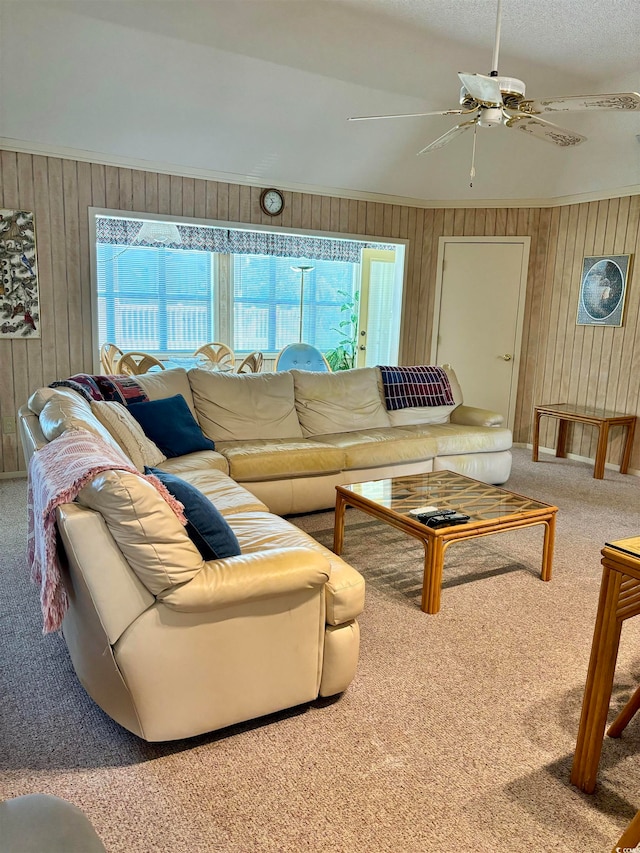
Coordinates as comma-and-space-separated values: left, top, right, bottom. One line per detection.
348, 0, 640, 156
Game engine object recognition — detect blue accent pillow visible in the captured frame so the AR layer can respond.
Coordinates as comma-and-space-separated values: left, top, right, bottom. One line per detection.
128, 394, 215, 458
145, 467, 241, 560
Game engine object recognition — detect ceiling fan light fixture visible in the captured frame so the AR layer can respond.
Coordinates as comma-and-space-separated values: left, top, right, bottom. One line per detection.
477, 107, 504, 128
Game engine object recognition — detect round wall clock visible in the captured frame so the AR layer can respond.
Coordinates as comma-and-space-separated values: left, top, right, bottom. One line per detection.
259, 188, 285, 216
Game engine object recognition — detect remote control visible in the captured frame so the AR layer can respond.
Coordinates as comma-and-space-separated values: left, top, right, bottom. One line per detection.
425, 512, 470, 528
408, 505, 439, 516
409, 506, 455, 519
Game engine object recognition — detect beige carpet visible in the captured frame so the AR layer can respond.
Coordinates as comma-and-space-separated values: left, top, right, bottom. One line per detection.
2, 447, 640, 852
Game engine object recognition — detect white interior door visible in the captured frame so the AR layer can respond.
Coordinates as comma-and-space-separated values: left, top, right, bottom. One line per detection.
430, 237, 530, 429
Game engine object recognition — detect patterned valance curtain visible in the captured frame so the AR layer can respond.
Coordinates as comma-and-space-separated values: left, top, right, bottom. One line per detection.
96, 216, 394, 263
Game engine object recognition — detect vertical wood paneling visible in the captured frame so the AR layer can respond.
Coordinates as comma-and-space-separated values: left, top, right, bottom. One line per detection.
48, 159, 71, 381
62, 159, 83, 374
77, 161, 94, 369
0, 151, 19, 470
1, 146, 639, 473
32, 157, 56, 390
17, 154, 43, 409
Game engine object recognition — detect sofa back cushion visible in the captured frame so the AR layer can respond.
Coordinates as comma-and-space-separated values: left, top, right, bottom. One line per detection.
292, 367, 391, 436
76, 469, 204, 595
134, 367, 198, 417
384, 364, 464, 426
188, 369, 303, 441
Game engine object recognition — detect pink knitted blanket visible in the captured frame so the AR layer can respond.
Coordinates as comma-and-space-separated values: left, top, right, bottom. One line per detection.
27, 428, 187, 634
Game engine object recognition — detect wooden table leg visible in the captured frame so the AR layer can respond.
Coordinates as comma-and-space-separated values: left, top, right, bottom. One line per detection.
333, 493, 346, 555
540, 514, 556, 582
612, 808, 640, 852
532, 409, 542, 462
607, 683, 640, 738
620, 419, 636, 475
571, 565, 623, 793
594, 421, 610, 479
421, 537, 444, 614
556, 418, 569, 458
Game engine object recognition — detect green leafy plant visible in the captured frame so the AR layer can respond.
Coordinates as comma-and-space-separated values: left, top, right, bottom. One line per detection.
324, 290, 359, 371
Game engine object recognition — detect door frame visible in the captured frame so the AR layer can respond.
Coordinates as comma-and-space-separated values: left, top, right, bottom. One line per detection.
429, 236, 530, 431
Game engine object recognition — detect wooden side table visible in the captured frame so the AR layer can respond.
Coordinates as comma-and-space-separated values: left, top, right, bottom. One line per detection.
571, 537, 640, 794
532, 403, 636, 479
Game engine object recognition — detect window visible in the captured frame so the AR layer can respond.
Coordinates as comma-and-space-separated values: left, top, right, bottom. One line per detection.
91, 212, 405, 365
233, 255, 359, 352
97, 244, 213, 352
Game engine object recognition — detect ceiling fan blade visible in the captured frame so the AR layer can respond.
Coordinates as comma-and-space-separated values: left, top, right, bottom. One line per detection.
458, 72, 503, 106
418, 119, 477, 154
348, 108, 474, 122
505, 114, 586, 146
521, 92, 640, 115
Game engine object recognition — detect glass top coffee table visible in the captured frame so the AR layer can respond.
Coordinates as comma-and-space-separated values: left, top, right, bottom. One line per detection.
333, 470, 558, 614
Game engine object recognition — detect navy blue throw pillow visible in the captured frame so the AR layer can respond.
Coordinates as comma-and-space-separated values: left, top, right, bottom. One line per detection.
128, 394, 215, 458
145, 467, 241, 560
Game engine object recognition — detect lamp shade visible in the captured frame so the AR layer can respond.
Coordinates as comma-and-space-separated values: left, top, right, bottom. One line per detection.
134, 221, 182, 245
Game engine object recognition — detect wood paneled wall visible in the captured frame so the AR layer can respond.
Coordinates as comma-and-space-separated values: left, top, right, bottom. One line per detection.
1, 149, 638, 474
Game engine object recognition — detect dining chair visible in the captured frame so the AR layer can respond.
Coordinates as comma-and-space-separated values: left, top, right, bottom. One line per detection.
117, 351, 166, 376
193, 342, 235, 370
274, 343, 331, 372
236, 351, 264, 374
100, 342, 123, 374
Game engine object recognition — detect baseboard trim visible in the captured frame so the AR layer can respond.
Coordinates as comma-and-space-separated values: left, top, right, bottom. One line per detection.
0, 470, 26, 480
514, 442, 640, 478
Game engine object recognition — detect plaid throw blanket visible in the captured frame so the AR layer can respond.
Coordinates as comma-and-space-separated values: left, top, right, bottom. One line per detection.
27, 428, 187, 634
378, 365, 455, 411
49, 373, 149, 406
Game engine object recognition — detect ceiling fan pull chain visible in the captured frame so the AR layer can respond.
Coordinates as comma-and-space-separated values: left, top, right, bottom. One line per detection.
469, 125, 478, 187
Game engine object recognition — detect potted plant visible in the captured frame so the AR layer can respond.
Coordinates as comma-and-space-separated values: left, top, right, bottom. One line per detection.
325, 290, 359, 371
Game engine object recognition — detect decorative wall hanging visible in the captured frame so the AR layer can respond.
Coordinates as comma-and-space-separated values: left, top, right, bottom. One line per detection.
0, 209, 40, 338
576, 254, 631, 327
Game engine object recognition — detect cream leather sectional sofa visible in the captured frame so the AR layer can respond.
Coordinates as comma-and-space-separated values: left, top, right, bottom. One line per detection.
178, 363, 511, 515
18, 364, 509, 742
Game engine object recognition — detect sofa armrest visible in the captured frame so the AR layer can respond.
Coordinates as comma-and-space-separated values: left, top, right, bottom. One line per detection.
325, 562, 366, 626
158, 547, 330, 612
449, 404, 504, 428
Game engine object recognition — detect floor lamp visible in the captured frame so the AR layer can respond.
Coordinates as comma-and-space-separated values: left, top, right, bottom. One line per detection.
291, 265, 314, 342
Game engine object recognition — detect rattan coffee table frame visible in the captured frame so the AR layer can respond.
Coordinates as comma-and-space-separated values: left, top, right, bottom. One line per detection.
333, 470, 557, 614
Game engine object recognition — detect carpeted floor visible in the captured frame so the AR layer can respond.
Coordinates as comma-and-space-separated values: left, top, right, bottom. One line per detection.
1, 447, 640, 852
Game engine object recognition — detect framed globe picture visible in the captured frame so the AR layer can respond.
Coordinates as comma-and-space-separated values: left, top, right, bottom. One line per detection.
576, 254, 632, 327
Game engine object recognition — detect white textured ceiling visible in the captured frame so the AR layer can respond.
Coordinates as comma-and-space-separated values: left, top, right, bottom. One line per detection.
1, 0, 639, 204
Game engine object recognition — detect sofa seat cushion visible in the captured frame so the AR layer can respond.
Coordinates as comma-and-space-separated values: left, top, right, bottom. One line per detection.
399, 422, 512, 455
189, 369, 303, 441
226, 512, 366, 624
215, 438, 346, 482
156, 467, 268, 515
76, 469, 204, 595
308, 428, 438, 469
292, 367, 391, 436
156, 449, 229, 476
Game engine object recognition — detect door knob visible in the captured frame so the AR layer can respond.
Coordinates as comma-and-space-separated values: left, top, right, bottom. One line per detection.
500, 353, 512, 361
359, 345, 366, 351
